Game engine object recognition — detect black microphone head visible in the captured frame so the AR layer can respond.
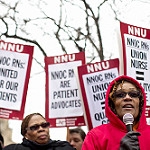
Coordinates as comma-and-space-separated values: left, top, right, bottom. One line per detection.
123, 113, 134, 125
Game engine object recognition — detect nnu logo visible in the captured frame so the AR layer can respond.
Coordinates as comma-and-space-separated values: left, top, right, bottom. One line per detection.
56, 119, 66, 126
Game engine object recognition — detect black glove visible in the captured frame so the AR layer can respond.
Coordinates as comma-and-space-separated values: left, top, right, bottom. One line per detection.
120, 131, 141, 150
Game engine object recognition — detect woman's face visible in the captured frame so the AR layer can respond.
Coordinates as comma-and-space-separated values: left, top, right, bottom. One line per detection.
113, 81, 140, 120
25, 115, 50, 144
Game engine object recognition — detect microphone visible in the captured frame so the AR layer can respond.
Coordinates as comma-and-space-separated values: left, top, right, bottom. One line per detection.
123, 113, 134, 132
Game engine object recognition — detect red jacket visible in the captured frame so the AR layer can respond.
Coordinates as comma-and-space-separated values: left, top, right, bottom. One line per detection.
82, 75, 150, 150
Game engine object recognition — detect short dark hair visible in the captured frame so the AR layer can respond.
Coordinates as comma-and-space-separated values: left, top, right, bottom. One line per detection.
21, 113, 45, 136
69, 127, 86, 141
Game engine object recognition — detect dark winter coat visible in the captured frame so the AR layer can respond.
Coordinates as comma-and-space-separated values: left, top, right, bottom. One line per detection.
3, 138, 76, 150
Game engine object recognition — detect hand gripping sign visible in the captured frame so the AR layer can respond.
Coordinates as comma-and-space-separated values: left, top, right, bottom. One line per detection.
0, 40, 34, 120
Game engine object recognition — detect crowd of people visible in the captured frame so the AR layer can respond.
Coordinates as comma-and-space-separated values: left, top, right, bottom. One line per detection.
1, 75, 150, 150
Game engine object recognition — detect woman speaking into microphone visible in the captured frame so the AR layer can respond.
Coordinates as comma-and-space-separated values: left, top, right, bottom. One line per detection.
82, 75, 150, 150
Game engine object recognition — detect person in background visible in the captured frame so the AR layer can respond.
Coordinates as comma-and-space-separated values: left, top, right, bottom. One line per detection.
68, 127, 86, 150
82, 75, 150, 150
3, 113, 75, 150
0, 133, 4, 150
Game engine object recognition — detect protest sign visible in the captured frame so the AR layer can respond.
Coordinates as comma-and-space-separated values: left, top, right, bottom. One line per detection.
45, 52, 85, 127
0, 40, 34, 119
76, 58, 119, 130
120, 22, 150, 109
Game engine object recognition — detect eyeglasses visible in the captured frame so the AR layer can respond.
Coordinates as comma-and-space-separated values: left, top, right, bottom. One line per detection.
113, 90, 140, 99
26, 122, 50, 131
